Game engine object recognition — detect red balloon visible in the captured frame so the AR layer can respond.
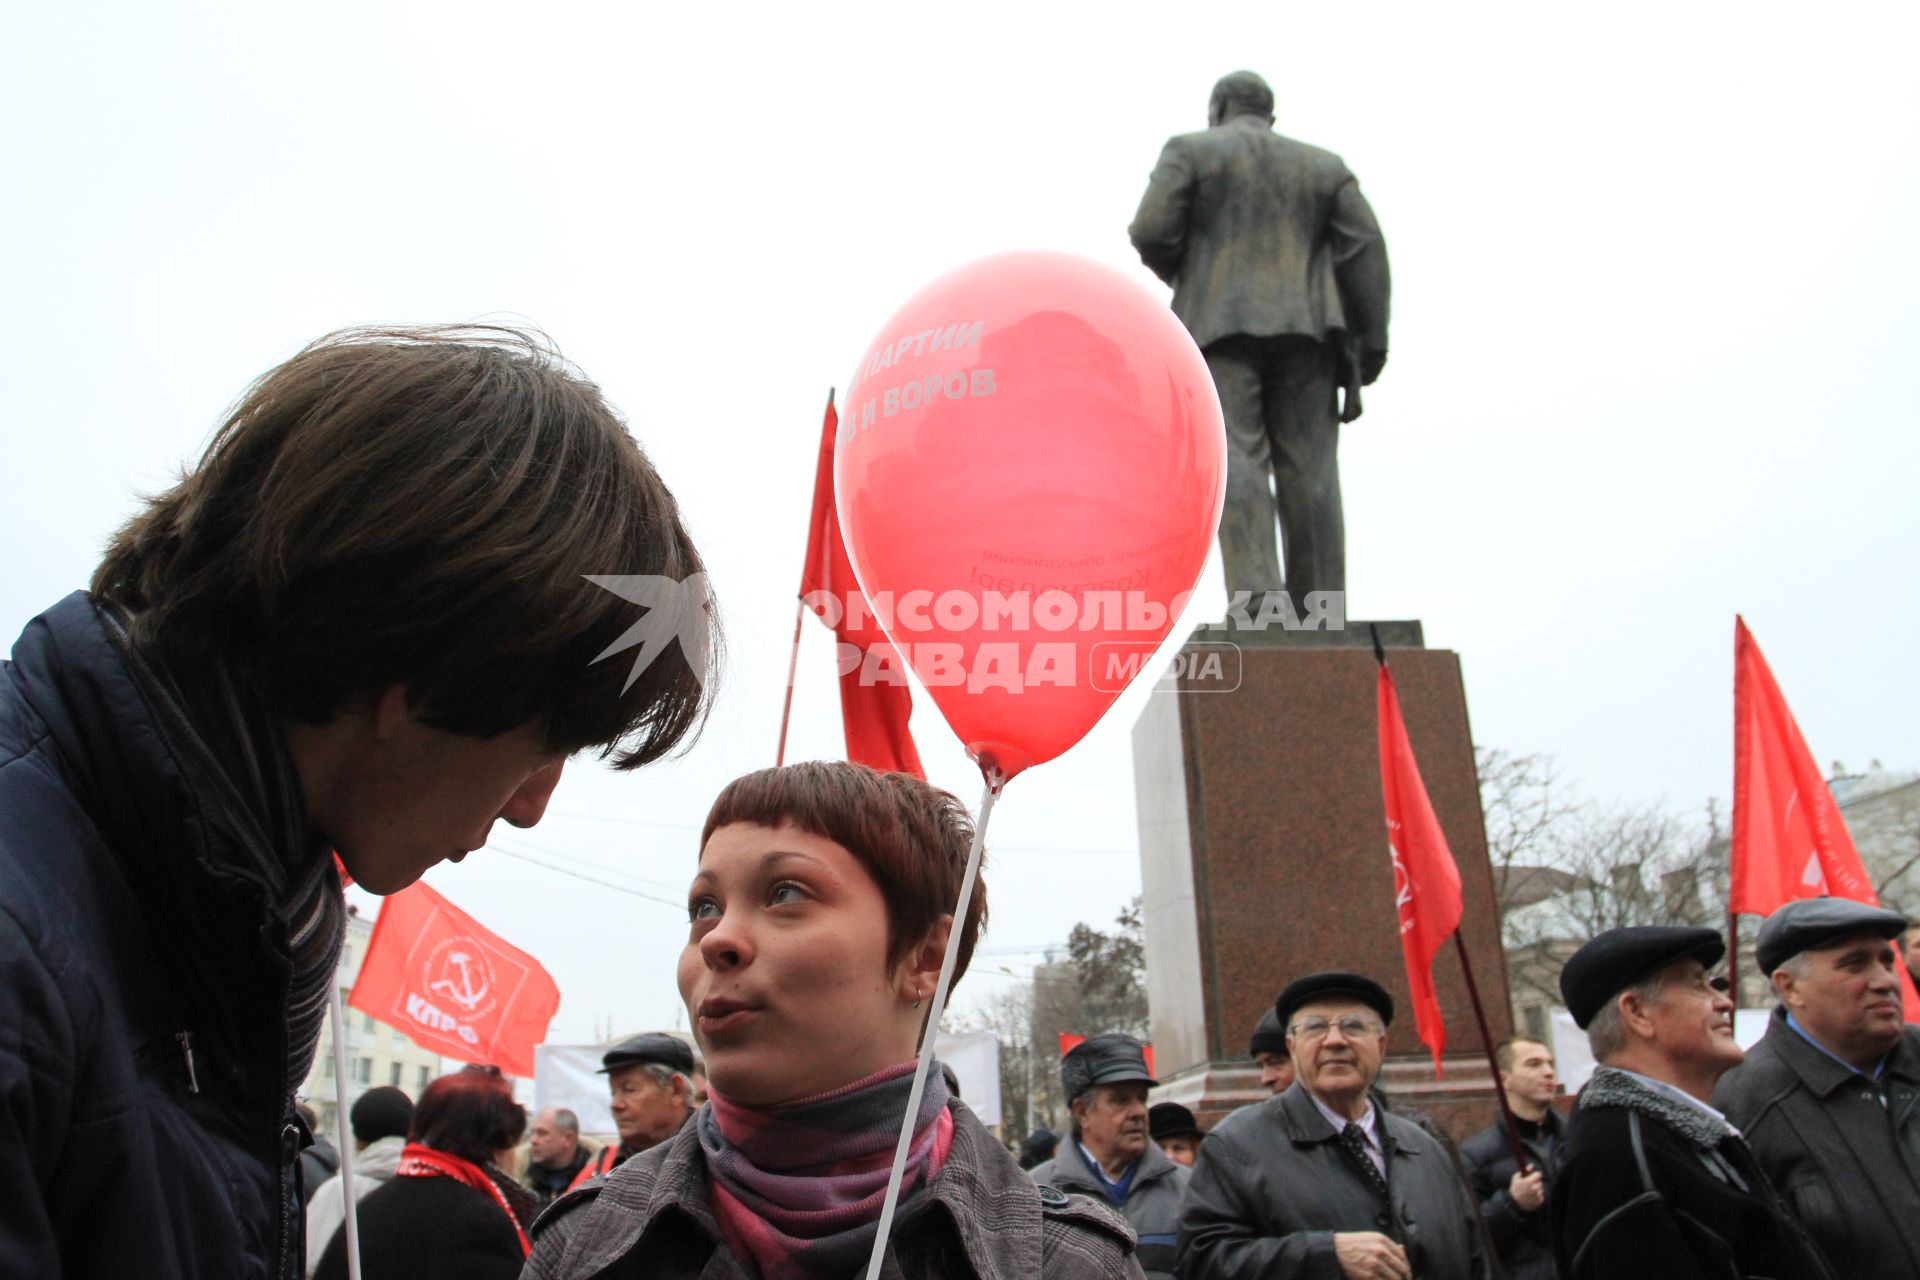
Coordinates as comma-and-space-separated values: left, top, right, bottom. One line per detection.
835, 251, 1226, 783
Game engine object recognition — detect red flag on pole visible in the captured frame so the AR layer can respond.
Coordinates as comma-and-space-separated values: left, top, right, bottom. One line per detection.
1731, 617, 1920, 1018
348, 881, 561, 1077
798, 396, 926, 778
1377, 664, 1465, 1073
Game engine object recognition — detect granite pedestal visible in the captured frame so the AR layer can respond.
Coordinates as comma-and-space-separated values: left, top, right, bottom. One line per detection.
1134, 624, 1514, 1139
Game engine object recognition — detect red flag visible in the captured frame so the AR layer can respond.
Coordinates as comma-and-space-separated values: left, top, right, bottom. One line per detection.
799, 396, 925, 778
348, 881, 560, 1077
1377, 664, 1465, 1074
1731, 617, 1920, 1018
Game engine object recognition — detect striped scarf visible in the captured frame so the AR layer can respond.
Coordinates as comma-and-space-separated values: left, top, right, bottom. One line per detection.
102, 607, 346, 1090
700, 1060, 955, 1280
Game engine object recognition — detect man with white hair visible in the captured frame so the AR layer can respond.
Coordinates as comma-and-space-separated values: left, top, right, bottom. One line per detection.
1178, 971, 1486, 1280
568, 1033, 697, 1189
1715, 898, 1920, 1276
1550, 926, 1835, 1280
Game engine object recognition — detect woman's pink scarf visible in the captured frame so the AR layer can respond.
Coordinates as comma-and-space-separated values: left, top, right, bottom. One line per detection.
700, 1060, 955, 1280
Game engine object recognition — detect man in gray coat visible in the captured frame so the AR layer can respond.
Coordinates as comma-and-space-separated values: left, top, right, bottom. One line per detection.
1177, 972, 1486, 1280
1032, 1034, 1190, 1280
1130, 71, 1390, 614
1715, 898, 1920, 1276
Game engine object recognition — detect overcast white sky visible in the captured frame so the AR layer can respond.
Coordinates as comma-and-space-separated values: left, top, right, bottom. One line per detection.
4, 3, 1915, 1046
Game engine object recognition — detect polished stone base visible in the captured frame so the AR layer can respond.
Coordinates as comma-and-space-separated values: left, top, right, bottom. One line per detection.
1133, 629, 1515, 1141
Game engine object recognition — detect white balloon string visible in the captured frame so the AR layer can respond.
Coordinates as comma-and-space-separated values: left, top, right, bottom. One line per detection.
328, 981, 363, 1280
861, 771, 1000, 1280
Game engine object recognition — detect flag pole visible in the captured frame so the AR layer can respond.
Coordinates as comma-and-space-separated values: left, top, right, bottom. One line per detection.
862, 767, 1003, 1280
778, 388, 836, 767
1451, 933, 1533, 1174
1726, 909, 1740, 1010
775, 596, 806, 767
1368, 625, 1531, 1173
328, 982, 364, 1280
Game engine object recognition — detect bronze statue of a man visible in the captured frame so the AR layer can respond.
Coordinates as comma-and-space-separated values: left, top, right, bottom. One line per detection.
1130, 71, 1391, 615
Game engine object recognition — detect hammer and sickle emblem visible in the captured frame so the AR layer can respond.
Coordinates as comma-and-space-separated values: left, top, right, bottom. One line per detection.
429, 950, 490, 1011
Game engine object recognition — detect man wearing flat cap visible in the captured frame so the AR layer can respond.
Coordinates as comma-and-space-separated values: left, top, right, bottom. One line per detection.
1178, 971, 1487, 1280
1249, 1007, 1295, 1095
567, 1032, 698, 1189
1714, 899, 1920, 1275
1549, 926, 1835, 1280
1030, 1033, 1189, 1280
1147, 1102, 1205, 1169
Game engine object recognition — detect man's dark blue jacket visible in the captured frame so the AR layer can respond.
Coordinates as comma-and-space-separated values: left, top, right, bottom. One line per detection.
0, 594, 309, 1279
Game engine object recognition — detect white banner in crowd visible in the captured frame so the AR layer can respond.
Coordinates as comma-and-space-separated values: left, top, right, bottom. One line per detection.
1547, 1006, 1770, 1092
536, 1030, 1002, 1137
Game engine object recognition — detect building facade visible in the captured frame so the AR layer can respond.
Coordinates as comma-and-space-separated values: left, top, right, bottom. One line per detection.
299, 907, 448, 1137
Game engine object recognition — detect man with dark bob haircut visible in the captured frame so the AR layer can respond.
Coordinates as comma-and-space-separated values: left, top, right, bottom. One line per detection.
0, 326, 718, 1280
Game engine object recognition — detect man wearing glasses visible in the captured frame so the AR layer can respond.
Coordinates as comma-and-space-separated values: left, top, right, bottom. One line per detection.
1549, 927, 1836, 1280
1177, 971, 1487, 1280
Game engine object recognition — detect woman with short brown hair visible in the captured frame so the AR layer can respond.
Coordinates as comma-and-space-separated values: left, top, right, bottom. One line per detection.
524, 761, 1144, 1279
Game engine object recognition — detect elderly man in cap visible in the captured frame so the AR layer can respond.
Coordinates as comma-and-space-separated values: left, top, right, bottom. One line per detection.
1030, 1033, 1190, 1280
1714, 899, 1920, 1276
1249, 1007, 1296, 1095
1148, 1103, 1205, 1169
1178, 972, 1487, 1280
568, 1032, 698, 1189
1549, 926, 1835, 1280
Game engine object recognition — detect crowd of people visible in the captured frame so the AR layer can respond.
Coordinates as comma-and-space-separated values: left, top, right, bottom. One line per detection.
1004, 897, 1920, 1280
293, 847, 1920, 1280
4, 329, 1916, 1280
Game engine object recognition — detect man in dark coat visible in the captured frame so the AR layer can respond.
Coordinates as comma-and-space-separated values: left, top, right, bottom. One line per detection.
0, 327, 716, 1280
1249, 1007, 1295, 1095
1177, 972, 1487, 1280
1457, 1036, 1564, 1280
524, 1108, 596, 1208
1715, 898, 1920, 1276
1030, 1034, 1190, 1280
1550, 926, 1836, 1280
1130, 71, 1390, 613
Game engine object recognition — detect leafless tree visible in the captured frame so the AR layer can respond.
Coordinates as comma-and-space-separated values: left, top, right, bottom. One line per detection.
1476, 747, 1582, 919
949, 898, 1149, 1137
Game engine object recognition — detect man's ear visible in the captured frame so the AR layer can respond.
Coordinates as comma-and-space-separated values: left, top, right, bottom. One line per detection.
1771, 967, 1800, 1010
669, 1074, 690, 1107
1618, 989, 1658, 1038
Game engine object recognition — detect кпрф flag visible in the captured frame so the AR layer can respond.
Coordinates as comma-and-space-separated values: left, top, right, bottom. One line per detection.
1376, 663, 1464, 1072
1731, 616, 1920, 1018
348, 880, 560, 1077
798, 392, 925, 778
